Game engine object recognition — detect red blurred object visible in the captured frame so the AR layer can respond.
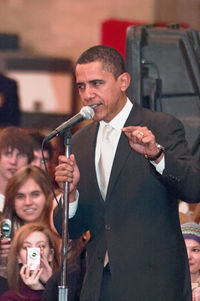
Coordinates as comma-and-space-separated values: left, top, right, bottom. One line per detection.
101, 18, 189, 57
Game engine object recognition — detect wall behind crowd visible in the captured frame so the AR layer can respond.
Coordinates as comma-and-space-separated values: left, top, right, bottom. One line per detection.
0, 0, 199, 133
0, 0, 199, 62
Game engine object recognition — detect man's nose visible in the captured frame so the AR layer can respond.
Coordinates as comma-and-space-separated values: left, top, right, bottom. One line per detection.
83, 86, 95, 100
10, 154, 17, 164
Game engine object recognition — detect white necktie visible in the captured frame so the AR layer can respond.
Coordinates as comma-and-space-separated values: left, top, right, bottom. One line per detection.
97, 125, 115, 267
97, 124, 115, 200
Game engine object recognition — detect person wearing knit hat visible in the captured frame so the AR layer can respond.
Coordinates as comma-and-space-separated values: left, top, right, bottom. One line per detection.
182, 222, 200, 243
182, 222, 200, 301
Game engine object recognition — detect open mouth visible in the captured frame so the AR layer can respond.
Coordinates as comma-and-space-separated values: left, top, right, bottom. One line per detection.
91, 103, 101, 110
91, 104, 98, 109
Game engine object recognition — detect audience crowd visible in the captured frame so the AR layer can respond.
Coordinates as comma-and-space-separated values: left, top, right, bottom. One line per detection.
0, 126, 88, 301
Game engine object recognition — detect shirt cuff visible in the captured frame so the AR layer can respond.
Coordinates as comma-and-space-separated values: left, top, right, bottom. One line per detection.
150, 155, 165, 175
69, 190, 79, 218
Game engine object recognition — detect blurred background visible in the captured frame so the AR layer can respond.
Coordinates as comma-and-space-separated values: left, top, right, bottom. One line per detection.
0, 0, 199, 139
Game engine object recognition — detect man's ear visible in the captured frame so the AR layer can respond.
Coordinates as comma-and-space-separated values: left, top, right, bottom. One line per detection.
118, 72, 131, 92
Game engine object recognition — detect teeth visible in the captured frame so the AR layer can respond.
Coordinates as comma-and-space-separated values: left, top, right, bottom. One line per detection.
91, 104, 98, 109
24, 209, 35, 212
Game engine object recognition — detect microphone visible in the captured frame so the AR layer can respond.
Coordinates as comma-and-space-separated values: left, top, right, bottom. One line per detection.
44, 106, 95, 142
1, 219, 12, 239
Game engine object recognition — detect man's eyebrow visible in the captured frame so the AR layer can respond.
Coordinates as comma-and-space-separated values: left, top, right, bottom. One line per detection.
76, 79, 104, 84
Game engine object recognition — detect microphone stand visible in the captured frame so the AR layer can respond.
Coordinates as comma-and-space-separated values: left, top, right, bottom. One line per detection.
58, 128, 71, 301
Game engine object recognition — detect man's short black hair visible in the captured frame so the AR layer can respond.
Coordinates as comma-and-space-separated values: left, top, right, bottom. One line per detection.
29, 130, 53, 160
76, 45, 127, 79
0, 127, 34, 163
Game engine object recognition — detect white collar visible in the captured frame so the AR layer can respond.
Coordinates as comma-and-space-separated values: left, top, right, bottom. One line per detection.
99, 98, 133, 131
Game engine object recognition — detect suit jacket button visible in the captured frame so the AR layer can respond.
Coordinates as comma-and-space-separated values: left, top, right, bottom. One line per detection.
105, 224, 111, 231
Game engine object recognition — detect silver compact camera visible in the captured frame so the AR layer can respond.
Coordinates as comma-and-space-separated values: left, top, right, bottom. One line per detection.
27, 248, 40, 270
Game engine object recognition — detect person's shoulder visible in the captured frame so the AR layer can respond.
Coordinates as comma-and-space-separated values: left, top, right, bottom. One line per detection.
0, 74, 17, 87
72, 121, 98, 141
45, 269, 60, 286
134, 102, 183, 127
0, 289, 19, 301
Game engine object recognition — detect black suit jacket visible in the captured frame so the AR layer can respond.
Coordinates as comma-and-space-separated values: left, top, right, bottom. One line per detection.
0, 74, 20, 126
54, 103, 200, 301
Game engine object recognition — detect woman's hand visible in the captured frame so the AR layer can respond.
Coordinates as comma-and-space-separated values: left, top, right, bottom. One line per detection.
0, 238, 11, 258
39, 251, 53, 284
20, 264, 44, 290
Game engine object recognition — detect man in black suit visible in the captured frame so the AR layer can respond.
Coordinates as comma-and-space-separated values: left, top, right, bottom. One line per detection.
0, 73, 20, 126
54, 45, 200, 301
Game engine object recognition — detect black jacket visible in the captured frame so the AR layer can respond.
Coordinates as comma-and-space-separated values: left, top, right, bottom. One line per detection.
54, 103, 200, 301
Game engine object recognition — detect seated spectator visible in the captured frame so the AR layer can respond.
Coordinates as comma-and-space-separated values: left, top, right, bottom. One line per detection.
0, 165, 57, 279
2, 165, 53, 231
181, 222, 200, 301
0, 223, 60, 301
29, 130, 53, 171
29, 129, 61, 190
0, 126, 34, 213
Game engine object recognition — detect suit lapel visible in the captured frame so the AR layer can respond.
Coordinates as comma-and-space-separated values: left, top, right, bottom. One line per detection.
106, 103, 144, 200
85, 122, 104, 199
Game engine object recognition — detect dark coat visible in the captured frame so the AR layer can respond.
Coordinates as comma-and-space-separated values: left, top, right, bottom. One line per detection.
42, 250, 87, 301
0, 74, 20, 126
54, 103, 200, 301
0, 276, 8, 297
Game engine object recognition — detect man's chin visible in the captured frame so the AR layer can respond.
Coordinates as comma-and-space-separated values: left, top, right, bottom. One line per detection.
93, 115, 101, 122
93, 111, 105, 122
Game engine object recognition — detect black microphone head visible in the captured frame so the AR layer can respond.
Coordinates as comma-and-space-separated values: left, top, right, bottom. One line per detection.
80, 106, 95, 120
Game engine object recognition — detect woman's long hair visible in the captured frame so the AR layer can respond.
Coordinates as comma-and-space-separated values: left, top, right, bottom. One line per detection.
7, 223, 60, 293
1, 165, 53, 237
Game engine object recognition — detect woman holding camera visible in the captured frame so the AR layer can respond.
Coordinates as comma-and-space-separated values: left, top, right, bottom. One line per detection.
0, 223, 60, 301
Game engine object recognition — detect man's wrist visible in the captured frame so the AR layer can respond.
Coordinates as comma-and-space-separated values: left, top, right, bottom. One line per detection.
144, 144, 165, 162
69, 189, 78, 203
